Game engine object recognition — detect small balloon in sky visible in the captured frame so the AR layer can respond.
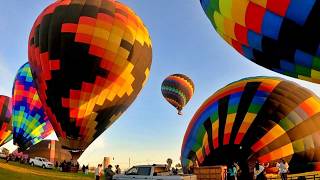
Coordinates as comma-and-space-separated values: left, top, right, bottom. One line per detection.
161, 74, 194, 115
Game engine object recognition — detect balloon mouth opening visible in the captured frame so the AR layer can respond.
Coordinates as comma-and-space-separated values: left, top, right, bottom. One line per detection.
61, 146, 84, 152
196, 144, 251, 178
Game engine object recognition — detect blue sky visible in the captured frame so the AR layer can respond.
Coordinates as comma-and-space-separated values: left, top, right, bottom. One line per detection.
1, 0, 320, 169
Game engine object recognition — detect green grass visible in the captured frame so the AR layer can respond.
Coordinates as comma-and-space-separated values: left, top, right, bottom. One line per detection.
0, 159, 96, 180
0, 168, 52, 180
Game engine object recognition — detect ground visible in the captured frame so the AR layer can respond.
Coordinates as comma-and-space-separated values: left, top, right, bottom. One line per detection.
0, 159, 97, 180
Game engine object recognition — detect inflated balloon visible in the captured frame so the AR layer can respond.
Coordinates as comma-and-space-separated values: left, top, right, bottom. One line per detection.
200, 0, 320, 84
0, 95, 12, 146
12, 63, 54, 150
181, 77, 320, 176
161, 74, 194, 115
28, 0, 152, 155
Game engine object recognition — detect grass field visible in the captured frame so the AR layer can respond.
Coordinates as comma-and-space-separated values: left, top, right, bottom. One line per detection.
0, 159, 97, 180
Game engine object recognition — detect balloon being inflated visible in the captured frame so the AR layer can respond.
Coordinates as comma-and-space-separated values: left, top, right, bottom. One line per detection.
28, 0, 152, 155
182, 77, 320, 174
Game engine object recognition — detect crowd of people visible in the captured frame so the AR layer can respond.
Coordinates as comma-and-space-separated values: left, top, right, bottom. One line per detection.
94, 164, 121, 180
55, 160, 80, 172
226, 159, 289, 180
253, 159, 289, 180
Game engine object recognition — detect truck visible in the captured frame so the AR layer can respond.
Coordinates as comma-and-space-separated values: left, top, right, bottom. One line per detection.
113, 164, 197, 180
29, 157, 54, 169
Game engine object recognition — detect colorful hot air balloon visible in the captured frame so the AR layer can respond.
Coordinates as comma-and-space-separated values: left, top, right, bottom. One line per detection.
181, 77, 320, 177
200, 0, 320, 84
161, 74, 194, 115
28, 0, 152, 159
0, 95, 12, 147
12, 63, 54, 151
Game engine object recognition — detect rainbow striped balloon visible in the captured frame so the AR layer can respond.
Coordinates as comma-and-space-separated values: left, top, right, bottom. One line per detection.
181, 77, 320, 175
200, 0, 320, 84
12, 63, 54, 150
161, 74, 194, 115
0, 95, 12, 146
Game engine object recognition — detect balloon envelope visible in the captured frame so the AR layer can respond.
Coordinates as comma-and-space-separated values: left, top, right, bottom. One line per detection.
0, 95, 12, 147
28, 0, 152, 152
12, 63, 54, 150
200, 0, 320, 84
161, 74, 194, 115
181, 77, 320, 175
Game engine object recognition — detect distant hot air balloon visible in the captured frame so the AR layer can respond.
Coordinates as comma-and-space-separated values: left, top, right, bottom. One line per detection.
28, 0, 152, 159
181, 77, 320, 177
161, 74, 194, 115
0, 95, 12, 147
12, 63, 54, 151
200, 0, 320, 84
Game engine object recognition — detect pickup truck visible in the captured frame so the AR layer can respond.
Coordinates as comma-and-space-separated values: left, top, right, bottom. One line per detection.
29, 157, 54, 169
113, 164, 196, 180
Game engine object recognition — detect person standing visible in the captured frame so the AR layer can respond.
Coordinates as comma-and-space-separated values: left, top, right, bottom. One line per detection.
228, 163, 237, 180
115, 165, 121, 174
254, 161, 266, 180
104, 165, 115, 180
233, 161, 241, 179
95, 164, 102, 180
277, 159, 289, 180
85, 165, 89, 175
82, 165, 86, 173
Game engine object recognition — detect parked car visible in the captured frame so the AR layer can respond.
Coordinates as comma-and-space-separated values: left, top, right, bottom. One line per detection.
29, 157, 54, 169
113, 164, 196, 180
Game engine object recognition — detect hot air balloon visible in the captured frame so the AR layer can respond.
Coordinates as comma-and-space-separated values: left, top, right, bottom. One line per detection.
181, 77, 320, 177
28, 0, 152, 159
161, 74, 194, 115
0, 95, 12, 147
200, 0, 320, 84
12, 63, 54, 151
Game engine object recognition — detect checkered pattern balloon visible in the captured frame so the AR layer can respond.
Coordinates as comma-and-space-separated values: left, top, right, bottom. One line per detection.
28, 0, 152, 151
0, 95, 12, 146
161, 74, 194, 115
200, 0, 320, 84
12, 63, 54, 150
182, 77, 320, 175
